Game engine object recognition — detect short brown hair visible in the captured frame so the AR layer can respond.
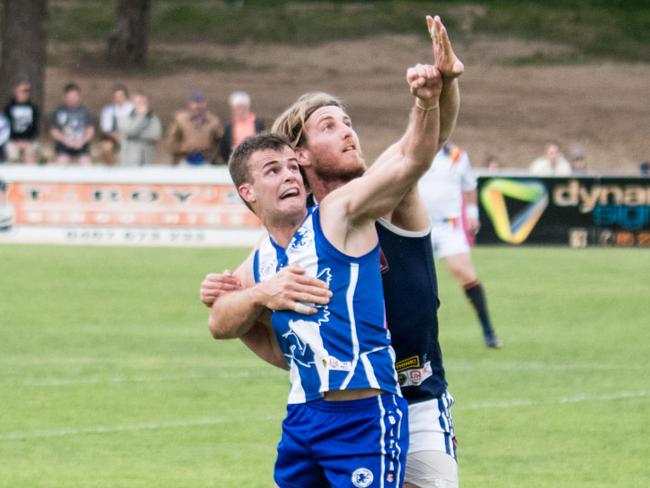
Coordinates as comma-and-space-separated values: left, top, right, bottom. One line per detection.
271, 92, 345, 148
228, 133, 292, 209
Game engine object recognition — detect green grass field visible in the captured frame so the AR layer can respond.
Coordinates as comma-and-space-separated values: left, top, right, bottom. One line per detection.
0, 244, 648, 487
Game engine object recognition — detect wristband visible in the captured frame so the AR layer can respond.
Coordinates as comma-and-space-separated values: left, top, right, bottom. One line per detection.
465, 204, 479, 220
415, 98, 439, 111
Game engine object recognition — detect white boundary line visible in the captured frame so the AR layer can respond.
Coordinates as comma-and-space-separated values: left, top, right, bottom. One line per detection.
459, 390, 648, 410
1, 391, 647, 443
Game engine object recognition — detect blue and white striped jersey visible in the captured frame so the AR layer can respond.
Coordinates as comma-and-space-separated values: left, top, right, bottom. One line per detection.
253, 206, 400, 404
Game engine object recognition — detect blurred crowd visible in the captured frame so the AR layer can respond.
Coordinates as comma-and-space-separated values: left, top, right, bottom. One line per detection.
0, 80, 264, 167
1, 80, 648, 176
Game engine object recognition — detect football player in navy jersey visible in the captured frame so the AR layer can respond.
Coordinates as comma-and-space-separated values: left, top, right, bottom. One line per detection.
209, 59, 442, 485
203, 16, 463, 488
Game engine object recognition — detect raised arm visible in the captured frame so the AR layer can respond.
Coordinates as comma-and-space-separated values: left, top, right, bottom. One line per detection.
321, 65, 442, 241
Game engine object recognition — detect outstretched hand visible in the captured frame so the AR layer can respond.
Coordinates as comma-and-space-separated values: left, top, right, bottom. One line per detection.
406, 63, 443, 105
427, 15, 464, 79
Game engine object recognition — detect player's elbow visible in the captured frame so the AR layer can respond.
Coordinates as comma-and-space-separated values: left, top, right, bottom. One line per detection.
208, 315, 235, 340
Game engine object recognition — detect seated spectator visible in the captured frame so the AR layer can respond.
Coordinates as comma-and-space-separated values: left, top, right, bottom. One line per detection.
0, 113, 9, 163
98, 84, 133, 165
219, 91, 265, 162
529, 142, 572, 176
4, 80, 41, 164
49, 83, 95, 165
117, 92, 162, 166
569, 144, 588, 174
166, 91, 223, 166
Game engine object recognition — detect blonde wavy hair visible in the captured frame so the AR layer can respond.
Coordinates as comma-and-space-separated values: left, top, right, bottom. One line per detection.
271, 92, 345, 148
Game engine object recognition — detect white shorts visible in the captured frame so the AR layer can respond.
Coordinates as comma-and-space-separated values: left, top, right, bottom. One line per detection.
430, 219, 469, 259
405, 393, 458, 488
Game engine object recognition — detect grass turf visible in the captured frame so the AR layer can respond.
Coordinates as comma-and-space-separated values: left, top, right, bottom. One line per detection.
0, 244, 648, 487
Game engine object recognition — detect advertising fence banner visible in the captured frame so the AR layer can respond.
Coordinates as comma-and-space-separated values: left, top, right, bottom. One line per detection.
477, 175, 650, 247
0, 166, 263, 246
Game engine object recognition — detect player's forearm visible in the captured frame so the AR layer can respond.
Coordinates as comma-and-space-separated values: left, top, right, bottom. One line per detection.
402, 100, 441, 177
438, 78, 460, 147
240, 322, 289, 371
208, 287, 267, 339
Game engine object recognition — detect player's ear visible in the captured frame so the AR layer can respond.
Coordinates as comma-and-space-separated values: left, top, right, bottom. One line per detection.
239, 183, 256, 205
294, 146, 312, 168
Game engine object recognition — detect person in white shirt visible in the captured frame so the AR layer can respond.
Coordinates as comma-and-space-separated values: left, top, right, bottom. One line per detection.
419, 143, 502, 348
529, 142, 572, 176
98, 84, 134, 165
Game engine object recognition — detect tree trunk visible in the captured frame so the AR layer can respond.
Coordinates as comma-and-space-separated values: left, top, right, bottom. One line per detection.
0, 0, 48, 112
107, 0, 150, 67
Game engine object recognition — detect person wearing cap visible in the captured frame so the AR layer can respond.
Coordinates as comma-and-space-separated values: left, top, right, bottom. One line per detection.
219, 91, 265, 163
568, 143, 588, 175
166, 90, 224, 165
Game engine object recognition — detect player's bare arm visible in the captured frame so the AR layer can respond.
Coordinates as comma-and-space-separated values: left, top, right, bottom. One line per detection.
207, 257, 332, 339
463, 188, 481, 235
202, 269, 289, 370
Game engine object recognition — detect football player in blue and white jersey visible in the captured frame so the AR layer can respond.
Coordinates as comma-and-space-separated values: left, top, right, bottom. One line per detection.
203, 16, 463, 488
207, 36, 444, 488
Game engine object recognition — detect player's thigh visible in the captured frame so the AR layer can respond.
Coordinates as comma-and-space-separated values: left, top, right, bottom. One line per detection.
404, 450, 458, 488
443, 252, 477, 284
319, 394, 409, 488
275, 405, 328, 488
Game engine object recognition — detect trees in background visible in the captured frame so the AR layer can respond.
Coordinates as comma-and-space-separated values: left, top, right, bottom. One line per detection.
0, 0, 48, 110
107, 0, 150, 67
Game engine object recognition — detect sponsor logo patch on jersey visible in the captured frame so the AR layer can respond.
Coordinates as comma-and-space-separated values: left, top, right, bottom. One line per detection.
395, 355, 420, 372
328, 356, 353, 371
397, 360, 432, 387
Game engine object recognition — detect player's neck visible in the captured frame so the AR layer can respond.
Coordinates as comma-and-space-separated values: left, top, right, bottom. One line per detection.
264, 209, 308, 248
309, 178, 347, 202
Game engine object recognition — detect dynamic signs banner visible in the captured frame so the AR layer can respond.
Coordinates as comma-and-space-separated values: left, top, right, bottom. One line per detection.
477, 176, 650, 247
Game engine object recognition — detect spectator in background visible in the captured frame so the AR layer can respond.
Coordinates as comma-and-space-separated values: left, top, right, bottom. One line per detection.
117, 92, 162, 166
98, 84, 133, 165
0, 113, 9, 163
166, 91, 223, 165
49, 83, 94, 165
4, 80, 41, 164
569, 143, 588, 175
640, 161, 650, 177
419, 143, 502, 348
529, 141, 572, 176
219, 91, 265, 162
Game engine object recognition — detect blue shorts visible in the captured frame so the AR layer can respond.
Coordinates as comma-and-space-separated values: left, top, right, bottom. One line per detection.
275, 393, 409, 488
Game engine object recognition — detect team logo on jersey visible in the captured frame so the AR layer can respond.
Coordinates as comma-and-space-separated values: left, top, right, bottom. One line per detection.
351, 467, 374, 487
289, 225, 313, 251
282, 329, 315, 368
480, 179, 549, 244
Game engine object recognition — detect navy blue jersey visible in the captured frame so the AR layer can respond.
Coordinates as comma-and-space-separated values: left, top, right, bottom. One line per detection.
376, 218, 447, 403
254, 206, 399, 404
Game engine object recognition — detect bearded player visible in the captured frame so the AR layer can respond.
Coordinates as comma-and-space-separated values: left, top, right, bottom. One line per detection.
209, 55, 443, 485
203, 16, 463, 488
